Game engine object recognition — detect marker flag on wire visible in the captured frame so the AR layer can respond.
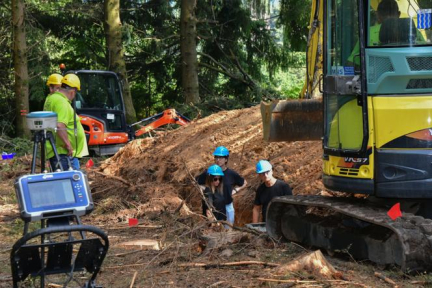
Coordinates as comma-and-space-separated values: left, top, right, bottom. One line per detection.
387, 203, 402, 220
128, 218, 138, 227
85, 158, 94, 169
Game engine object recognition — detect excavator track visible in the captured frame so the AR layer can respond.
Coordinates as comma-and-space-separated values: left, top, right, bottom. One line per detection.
266, 195, 432, 272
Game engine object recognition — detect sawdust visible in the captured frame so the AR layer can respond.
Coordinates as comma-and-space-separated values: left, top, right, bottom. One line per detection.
91, 105, 324, 226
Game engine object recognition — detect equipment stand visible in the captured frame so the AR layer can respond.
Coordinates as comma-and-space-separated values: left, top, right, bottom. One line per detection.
30, 130, 63, 174
11, 214, 108, 288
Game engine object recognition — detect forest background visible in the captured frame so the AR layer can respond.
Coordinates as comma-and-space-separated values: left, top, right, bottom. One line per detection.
1, 0, 310, 147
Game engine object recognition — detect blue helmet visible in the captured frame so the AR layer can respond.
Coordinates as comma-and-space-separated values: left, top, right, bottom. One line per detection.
256, 160, 272, 174
213, 146, 229, 157
207, 164, 224, 176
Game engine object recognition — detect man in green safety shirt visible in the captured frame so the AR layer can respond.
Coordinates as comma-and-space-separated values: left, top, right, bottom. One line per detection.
44, 74, 88, 170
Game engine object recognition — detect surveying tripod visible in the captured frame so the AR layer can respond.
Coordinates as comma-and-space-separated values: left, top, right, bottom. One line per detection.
30, 129, 67, 174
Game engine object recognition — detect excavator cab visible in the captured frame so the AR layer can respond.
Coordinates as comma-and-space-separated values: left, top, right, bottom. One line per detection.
263, 0, 432, 196
71, 70, 130, 156
323, 0, 432, 196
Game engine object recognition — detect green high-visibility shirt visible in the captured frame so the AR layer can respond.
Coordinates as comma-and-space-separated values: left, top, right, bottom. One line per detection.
347, 23, 426, 64
347, 24, 381, 64
43, 91, 88, 159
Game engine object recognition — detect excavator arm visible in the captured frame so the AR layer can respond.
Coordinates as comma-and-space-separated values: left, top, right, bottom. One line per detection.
131, 109, 190, 138
261, 0, 324, 142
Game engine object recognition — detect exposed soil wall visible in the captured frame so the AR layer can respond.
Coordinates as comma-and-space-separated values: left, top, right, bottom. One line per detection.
92, 105, 324, 225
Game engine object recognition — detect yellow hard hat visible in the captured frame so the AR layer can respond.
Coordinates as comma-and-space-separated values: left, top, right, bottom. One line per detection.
46, 73, 63, 86
61, 74, 81, 91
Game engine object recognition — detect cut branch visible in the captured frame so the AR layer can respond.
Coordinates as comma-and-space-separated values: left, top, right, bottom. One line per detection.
374, 272, 397, 286
181, 157, 217, 221
229, 48, 258, 88
92, 170, 132, 186
199, 62, 249, 86
257, 278, 368, 287
178, 260, 279, 268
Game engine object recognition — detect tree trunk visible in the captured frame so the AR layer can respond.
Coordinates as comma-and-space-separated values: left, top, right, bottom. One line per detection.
12, 0, 30, 138
180, 0, 200, 104
104, 0, 137, 124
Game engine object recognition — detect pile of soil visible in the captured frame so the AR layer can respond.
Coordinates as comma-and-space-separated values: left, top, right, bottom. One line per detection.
91, 105, 324, 225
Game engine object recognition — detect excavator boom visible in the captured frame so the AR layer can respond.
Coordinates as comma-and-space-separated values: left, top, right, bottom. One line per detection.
261, 0, 323, 142
132, 109, 190, 137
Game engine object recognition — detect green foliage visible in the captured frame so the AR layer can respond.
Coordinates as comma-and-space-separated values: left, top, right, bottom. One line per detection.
0, 136, 33, 157
278, 68, 305, 99
3, 0, 310, 136
279, 0, 311, 51
0, 3, 14, 136
195, 0, 290, 103
274, 52, 306, 99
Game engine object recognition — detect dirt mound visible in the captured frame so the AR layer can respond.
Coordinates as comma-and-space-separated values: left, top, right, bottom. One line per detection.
92, 105, 324, 225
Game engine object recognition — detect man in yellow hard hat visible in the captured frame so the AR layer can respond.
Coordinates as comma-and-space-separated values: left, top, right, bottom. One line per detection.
46, 73, 63, 95
43, 73, 89, 170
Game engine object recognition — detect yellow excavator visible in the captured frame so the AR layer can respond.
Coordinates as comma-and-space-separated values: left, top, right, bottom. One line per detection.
262, 0, 432, 272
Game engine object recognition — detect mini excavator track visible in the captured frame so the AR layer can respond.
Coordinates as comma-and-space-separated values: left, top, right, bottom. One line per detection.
266, 195, 432, 272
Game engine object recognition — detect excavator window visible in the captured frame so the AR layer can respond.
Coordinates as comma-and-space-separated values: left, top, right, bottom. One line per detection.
327, 0, 359, 74
324, 0, 363, 152
75, 71, 127, 133
78, 73, 123, 111
368, 0, 431, 47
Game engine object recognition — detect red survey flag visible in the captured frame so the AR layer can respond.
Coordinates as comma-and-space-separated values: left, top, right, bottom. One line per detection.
128, 218, 138, 227
387, 203, 402, 220
85, 158, 94, 169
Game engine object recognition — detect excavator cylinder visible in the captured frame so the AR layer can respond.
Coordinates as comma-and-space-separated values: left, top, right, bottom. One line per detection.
260, 99, 323, 142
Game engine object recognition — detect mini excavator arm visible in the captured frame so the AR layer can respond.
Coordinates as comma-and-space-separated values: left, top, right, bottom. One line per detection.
131, 109, 190, 138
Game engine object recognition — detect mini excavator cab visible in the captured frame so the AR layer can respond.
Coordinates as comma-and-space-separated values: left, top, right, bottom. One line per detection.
70, 70, 130, 156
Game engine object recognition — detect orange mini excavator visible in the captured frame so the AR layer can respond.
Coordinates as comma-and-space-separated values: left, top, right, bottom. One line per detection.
64, 69, 189, 156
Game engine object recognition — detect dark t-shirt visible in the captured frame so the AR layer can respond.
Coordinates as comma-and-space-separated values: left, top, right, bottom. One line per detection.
202, 185, 233, 221
197, 168, 245, 199
254, 179, 292, 221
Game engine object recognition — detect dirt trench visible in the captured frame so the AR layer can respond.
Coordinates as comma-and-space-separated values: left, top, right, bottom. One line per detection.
90, 105, 324, 225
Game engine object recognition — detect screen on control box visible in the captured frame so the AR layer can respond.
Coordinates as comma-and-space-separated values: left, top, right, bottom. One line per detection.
28, 179, 75, 208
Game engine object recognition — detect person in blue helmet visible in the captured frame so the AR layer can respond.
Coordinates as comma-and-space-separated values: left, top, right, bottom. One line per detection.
252, 160, 292, 223
196, 146, 247, 225
202, 165, 233, 221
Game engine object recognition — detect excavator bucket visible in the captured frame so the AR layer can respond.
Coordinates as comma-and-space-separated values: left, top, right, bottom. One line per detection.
260, 99, 323, 142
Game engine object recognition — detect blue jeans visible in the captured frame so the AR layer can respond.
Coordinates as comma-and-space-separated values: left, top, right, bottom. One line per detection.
50, 154, 80, 171
226, 202, 235, 224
